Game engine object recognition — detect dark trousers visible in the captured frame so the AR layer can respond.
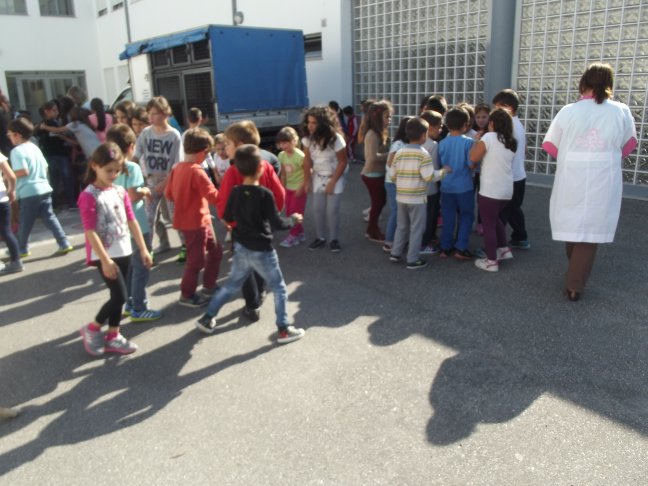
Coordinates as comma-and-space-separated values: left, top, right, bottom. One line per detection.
0, 201, 20, 262
565, 242, 599, 293
95, 256, 130, 328
478, 195, 509, 261
500, 178, 527, 241
181, 226, 222, 298
421, 192, 440, 246
361, 174, 386, 235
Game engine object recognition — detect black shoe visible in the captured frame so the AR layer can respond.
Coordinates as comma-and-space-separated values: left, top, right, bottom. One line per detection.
406, 259, 428, 270
308, 238, 327, 250
242, 307, 260, 322
195, 314, 217, 334
330, 240, 341, 253
389, 254, 402, 263
453, 249, 473, 261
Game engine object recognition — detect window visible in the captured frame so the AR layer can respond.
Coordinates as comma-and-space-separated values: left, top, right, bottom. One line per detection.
0, 0, 27, 15
304, 33, 322, 59
112, 1, 123, 11
97, 8, 107, 16
39, 0, 74, 16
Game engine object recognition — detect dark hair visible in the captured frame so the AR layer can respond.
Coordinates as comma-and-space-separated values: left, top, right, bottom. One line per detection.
90, 98, 107, 132
419, 110, 443, 127
456, 102, 475, 121
492, 89, 521, 113
38, 101, 58, 118
488, 108, 518, 153
184, 128, 214, 154
58, 95, 76, 123
0, 89, 10, 113
85, 142, 123, 184
234, 144, 261, 176
114, 100, 136, 123
224, 120, 261, 146
106, 123, 137, 154
473, 103, 490, 130
444, 108, 470, 131
365, 99, 393, 146
131, 106, 149, 124
579, 62, 614, 104
342, 105, 354, 116
406, 117, 429, 142
424, 95, 448, 115
302, 106, 340, 150
393, 116, 414, 144
276, 126, 299, 145
187, 107, 202, 124
328, 101, 341, 113
8, 117, 34, 140
146, 96, 172, 117
69, 107, 94, 130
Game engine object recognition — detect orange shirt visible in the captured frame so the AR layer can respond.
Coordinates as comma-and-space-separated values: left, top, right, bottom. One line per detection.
165, 161, 218, 230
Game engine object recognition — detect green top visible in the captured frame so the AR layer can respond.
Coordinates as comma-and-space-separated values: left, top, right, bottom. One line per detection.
278, 148, 305, 190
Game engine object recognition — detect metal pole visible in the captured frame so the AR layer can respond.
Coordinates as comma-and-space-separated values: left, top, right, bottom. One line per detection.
231, 0, 237, 26
124, 0, 132, 43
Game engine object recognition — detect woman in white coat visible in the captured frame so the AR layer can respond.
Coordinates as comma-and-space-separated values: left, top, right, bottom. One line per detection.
542, 63, 637, 301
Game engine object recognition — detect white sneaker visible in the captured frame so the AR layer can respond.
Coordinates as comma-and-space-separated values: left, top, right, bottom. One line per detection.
475, 258, 499, 272
496, 247, 513, 260
280, 235, 299, 248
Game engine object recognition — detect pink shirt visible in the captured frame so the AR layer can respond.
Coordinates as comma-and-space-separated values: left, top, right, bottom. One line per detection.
88, 113, 114, 143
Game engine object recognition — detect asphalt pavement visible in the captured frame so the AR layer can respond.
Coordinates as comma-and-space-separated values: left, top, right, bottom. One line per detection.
1, 163, 647, 485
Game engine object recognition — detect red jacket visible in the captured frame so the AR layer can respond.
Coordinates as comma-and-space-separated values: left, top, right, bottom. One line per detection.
165, 162, 219, 230
216, 160, 285, 219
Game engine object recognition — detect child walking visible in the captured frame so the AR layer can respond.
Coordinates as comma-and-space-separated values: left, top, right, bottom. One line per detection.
302, 106, 348, 252
389, 117, 449, 269
108, 124, 162, 321
0, 151, 23, 275
277, 126, 307, 247
469, 108, 517, 272
165, 128, 223, 307
7, 118, 73, 258
438, 108, 476, 260
79, 143, 153, 356
196, 145, 305, 344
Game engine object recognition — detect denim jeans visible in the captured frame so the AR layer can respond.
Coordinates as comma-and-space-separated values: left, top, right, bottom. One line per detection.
18, 193, 70, 253
127, 232, 152, 311
48, 155, 76, 208
0, 201, 20, 261
206, 242, 288, 328
440, 190, 474, 251
384, 182, 397, 244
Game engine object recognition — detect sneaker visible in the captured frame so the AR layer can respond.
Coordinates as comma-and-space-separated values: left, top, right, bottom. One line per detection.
496, 246, 514, 260
0, 260, 24, 275
382, 242, 392, 253
308, 238, 327, 251
280, 234, 299, 248
473, 248, 487, 259
453, 249, 473, 261
56, 245, 74, 255
195, 313, 217, 334
389, 254, 402, 263
298, 233, 307, 243
475, 258, 499, 272
176, 245, 187, 263
406, 259, 428, 270
242, 306, 260, 322
122, 304, 133, 318
366, 231, 385, 243
420, 245, 439, 255
439, 249, 453, 259
329, 240, 342, 253
130, 309, 162, 322
200, 286, 218, 297
104, 334, 138, 354
19, 251, 32, 259
277, 325, 305, 344
509, 239, 531, 250
178, 293, 209, 308
80, 323, 104, 356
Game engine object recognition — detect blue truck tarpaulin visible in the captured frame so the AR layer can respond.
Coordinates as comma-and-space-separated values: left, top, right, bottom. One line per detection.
118, 26, 210, 60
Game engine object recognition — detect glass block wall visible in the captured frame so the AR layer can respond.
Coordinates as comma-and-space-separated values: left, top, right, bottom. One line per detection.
516, 0, 648, 185
353, 0, 490, 129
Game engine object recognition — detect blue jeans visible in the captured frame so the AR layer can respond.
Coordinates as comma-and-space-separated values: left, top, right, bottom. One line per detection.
127, 232, 152, 311
384, 182, 397, 244
440, 190, 474, 251
18, 193, 70, 254
47, 155, 76, 208
206, 242, 288, 328
0, 201, 20, 261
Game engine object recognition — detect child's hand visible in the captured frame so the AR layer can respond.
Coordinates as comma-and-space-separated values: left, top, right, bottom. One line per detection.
154, 181, 165, 195
139, 186, 152, 202
325, 179, 336, 194
290, 213, 303, 224
141, 251, 153, 269
101, 259, 118, 280
295, 186, 304, 197
442, 165, 453, 173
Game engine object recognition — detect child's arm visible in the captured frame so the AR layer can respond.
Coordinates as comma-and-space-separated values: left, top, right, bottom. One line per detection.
38, 123, 69, 134
469, 140, 486, 169
85, 230, 120, 280
163, 170, 175, 202
280, 162, 287, 188
128, 219, 153, 269
127, 186, 152, 203
325, 147, 348, 194
263, 191, 302, 231
302, 146, 313, 194
0, 161, 17, 202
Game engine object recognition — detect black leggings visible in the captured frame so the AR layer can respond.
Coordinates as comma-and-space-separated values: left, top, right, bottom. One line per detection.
95, 256, 130, 328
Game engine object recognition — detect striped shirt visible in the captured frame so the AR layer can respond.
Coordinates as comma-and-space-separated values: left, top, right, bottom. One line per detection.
389, 144, 445, 204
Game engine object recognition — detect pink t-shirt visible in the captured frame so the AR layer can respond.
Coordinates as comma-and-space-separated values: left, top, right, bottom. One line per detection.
88, 113, 114, 143
78, 184, 135, 264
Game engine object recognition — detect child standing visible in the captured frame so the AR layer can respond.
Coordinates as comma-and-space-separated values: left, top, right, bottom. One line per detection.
108, 124, 162, 321
493, 89, 529, 250
469, 108, 517, 272
419, 110, 444, 254
472, 103, 491, 236
0, 151, 23, 275
212, 133, 230, 186
277, 126, 306, 247
88, 98, 114, 143
196, 145, 305, 344
79, 143, 153, 356
302, 106, 348, 252
130, 107, 150, 137
165, 128, 222, 307
7, 118, 73, 258
389, 118, 449, 269
438, 108, 476, 260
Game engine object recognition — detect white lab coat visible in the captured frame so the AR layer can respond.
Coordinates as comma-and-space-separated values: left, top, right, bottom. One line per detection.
543, 98, 636, 243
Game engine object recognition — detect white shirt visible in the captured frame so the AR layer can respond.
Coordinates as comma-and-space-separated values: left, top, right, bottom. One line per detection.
302, 133, 347, 194
512, 116, 527, 182
0, 152, 8, 202
478, 132, 515, 200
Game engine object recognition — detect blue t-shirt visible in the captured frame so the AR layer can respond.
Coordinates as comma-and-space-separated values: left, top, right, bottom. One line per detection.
439, 135, 474, 194
115, 160, 150, 234
11, 142, 53, 199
